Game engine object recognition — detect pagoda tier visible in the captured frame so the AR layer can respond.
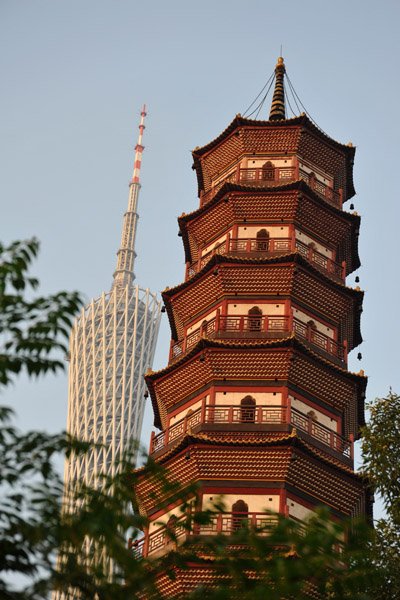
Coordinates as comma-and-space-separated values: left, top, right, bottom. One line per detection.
191, 113, 355, 204
162, 256, 362, 363
133, 59, 369, 584
146, 339, 366, 437
178, 185, 360, 275
136, 435, 367, 520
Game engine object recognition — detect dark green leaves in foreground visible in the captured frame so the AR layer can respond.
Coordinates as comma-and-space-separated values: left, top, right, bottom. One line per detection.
0, 238, 83, 385
361, 391, 400, 600
0, 239, 398, 599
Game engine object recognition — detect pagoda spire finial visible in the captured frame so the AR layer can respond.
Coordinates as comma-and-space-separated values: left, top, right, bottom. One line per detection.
112, 105, 147, 291
269, 57, 286, 121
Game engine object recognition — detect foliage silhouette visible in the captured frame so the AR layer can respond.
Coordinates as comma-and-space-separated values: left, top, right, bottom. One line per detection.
0, 239, 396, 598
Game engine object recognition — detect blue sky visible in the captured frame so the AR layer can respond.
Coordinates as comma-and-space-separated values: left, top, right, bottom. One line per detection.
1, 1, 399, 515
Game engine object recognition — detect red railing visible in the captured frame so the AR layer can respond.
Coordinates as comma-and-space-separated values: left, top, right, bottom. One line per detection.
170, 314, 290, 362
219, 314, 289, 332
186, 237, 344, 282
298, 169, 341, 208
129, 512, 280, 558
293, 318, 346, 361
150, 403, 353, 460
295, 239, 344, 280
169, 314, 346, 364
200, 166, 342, 208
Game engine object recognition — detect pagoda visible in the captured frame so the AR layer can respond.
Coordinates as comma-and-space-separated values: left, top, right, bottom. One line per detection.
133, 58, 370, 592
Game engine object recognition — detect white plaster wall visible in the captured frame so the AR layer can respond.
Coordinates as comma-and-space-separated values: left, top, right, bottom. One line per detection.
169, 396, 209, 424
227, 302, 285, 316
202, 233, 230, 256
295, 229, 333, 258
215, 391, 282, 406
186, 309, 217, 334
149, 503, 188, 533
237, 225, 289, 238
213, 167, 236, 187
203, 493, 280, 514
290, 394, 337, 431
245, 156, 295, 169
286, 498, 313, 521
297, 160, 332, 184
292, 307, 333, 338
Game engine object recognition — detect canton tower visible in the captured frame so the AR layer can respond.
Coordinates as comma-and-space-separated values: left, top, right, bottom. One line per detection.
64, 106, 161, 489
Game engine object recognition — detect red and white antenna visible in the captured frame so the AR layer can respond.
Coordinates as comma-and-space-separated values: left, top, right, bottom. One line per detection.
112, 105, 147, 290
131, 104, 146, 183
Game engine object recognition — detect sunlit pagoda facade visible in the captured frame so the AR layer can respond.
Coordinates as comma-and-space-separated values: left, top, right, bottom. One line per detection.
133, 59, 370, 593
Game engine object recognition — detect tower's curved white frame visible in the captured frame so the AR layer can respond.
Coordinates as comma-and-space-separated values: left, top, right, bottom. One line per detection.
53, 107, 161, 596
65, 285, 161, 489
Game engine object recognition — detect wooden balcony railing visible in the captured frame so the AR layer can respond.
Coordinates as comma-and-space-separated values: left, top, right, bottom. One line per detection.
170, 314, 289, 362
292, 318, 346, 361
169, 314, 346, 364
200, 166, 342, 209
129, 512, 280, 558
149, 403, 353, 461
186, 237, 345, 282
295, 239, 344, 280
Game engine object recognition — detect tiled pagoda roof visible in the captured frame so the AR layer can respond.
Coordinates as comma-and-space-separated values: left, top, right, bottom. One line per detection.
145, 337, 367, 431
135, 434, 367, 517
162, 253, 363, 347
191, 114, 356, 200
178, 182, 360, 271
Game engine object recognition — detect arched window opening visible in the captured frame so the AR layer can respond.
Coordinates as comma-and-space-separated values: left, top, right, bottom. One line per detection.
185, 408, 195, 431
240, 395, 256, 423
232, 499, 249, 531
200, 319, 208, 336
261, 161, 275, 182
308, 241, 317, 258
307, 320, 317, 344
248, 306, 262, 331
256, 228, 270, 251
166, 514, 177, 544
307, 410, 319, 437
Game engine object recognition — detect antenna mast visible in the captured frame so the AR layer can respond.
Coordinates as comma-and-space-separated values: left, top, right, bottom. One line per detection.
112, 104, 146, 290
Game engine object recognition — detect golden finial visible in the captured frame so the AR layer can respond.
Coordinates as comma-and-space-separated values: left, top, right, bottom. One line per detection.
269, 56, 286, 121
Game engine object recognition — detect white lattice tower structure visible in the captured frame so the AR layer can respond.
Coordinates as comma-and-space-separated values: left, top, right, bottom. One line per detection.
66, 285, 160, 486
64, 104, 161, 485
55, 108, 161, 593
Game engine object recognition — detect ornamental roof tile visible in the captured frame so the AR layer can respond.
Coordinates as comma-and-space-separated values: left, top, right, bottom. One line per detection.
148, 430, 357, 478
162, 255, 362, 346
178, 183, 360, 272
192, 114, 353, 160
145, 338, 367, 431
192, 115, 355, 200
135, 438, 365, 516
